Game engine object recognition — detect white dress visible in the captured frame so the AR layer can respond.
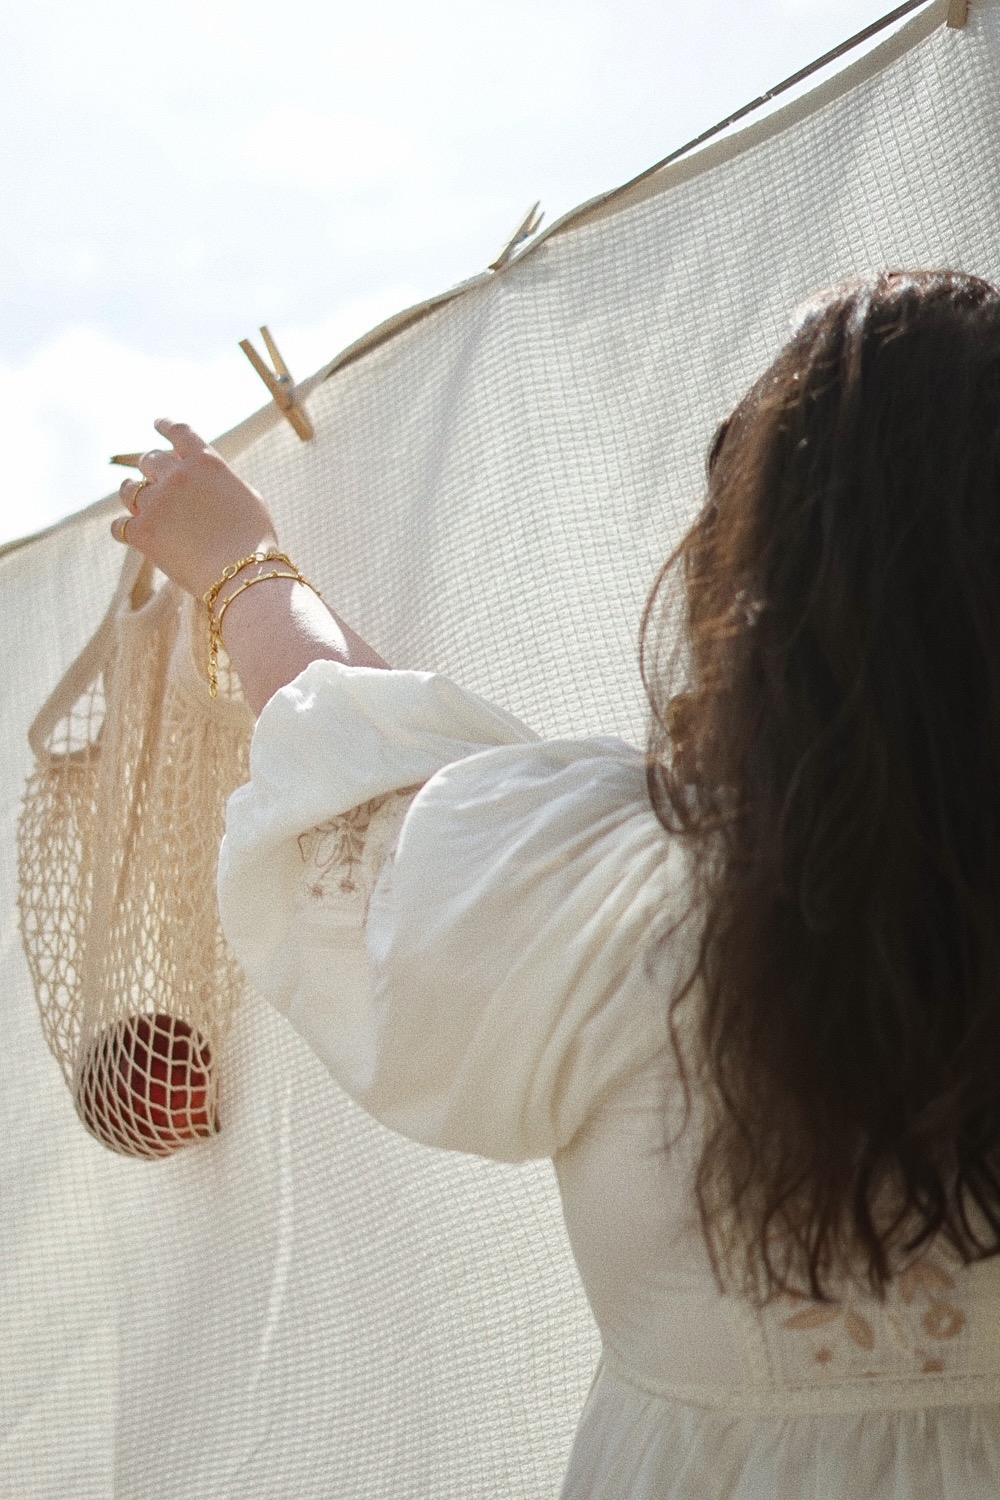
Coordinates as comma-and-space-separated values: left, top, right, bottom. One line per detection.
216, 660, 1000, 1499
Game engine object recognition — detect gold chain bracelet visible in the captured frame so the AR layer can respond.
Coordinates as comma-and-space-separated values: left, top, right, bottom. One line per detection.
202, 549, 291, 612
202, 549, 324, 699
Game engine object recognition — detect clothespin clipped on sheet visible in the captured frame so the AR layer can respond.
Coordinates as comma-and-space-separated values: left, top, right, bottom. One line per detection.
489, 202, 544, 271
239, 326, 314, 441
947, 0, 970, 27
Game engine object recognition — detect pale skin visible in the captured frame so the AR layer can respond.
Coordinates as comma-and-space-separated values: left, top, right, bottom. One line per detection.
111, 418, 388, 717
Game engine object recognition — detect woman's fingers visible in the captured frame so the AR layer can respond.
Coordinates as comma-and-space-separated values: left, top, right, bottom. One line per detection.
109, 417, 281, 591
137, 447, 178, 481
115, 436, 184, 530
119, 476, 151, 514
153, 417, 207, 457
111, 512, 136, 546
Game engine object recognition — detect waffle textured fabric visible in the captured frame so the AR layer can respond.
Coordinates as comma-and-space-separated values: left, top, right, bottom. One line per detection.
3, 1, 999, 1493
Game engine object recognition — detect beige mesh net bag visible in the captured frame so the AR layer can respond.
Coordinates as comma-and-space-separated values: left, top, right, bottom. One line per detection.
16, 546, 254, 1158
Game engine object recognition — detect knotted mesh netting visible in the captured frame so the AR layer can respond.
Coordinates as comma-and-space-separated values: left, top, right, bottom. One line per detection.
17, 553, 253, 1156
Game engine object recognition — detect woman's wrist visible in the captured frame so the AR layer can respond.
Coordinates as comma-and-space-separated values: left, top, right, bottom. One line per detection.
199, 539, 281, 608
201, 551, 303, 701
207, 564, 388, 717
208, 551, 300, 621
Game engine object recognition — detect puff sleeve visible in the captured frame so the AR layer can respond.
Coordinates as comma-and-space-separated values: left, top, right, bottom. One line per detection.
217, 660, 685, 1162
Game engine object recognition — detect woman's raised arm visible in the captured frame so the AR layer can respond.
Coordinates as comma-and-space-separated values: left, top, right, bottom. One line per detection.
111, 418, 388, 717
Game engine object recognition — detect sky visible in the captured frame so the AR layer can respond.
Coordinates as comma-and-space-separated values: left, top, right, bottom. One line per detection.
1, 0, 925, 547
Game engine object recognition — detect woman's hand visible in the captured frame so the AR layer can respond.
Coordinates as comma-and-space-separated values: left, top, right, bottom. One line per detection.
111, 418, 281, 601
110, 417, 388, 715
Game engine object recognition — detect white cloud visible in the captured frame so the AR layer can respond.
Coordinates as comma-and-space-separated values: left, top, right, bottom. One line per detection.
242, 108, 421, 191
0, 285, 424, 549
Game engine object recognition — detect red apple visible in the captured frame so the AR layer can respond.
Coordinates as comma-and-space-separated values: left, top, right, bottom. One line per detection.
78, 1012, 219, 1157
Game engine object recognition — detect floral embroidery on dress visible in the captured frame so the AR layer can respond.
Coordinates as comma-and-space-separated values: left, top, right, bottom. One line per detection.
759, 1247, 971, 1384
296, 786, 422, 919
298, 797, 385, 897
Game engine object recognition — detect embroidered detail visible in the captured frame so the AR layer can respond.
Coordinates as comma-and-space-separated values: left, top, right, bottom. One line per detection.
759, 1247, 971, 1385
295, 786, 422, 919
298, 797, 384, 897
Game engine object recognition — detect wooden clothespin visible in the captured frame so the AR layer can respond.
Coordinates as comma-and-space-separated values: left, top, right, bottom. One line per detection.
489, 202, 544, 271
239, 326, 314, 441
947, 0, 970, 28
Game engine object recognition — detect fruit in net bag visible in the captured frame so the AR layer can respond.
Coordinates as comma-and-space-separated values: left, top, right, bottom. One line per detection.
77, 1012, 219, 1157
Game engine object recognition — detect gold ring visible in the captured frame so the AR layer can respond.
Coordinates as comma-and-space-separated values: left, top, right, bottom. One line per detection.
120, 513, 133, 546
130, 476, 152, 512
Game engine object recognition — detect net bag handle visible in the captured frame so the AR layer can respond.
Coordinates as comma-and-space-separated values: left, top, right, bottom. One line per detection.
27, 551, 175, 760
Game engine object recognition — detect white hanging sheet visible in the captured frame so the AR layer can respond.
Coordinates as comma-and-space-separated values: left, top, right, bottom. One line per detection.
2, 1, 999, 1493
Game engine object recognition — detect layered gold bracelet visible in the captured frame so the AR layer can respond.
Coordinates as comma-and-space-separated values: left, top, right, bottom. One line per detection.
202, 549, 324, 699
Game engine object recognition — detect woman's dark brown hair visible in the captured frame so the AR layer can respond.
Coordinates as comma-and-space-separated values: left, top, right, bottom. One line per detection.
642, 270, 1000, 1304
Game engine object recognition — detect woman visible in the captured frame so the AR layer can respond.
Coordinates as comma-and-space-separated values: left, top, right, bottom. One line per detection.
112, 269, 1000, 1497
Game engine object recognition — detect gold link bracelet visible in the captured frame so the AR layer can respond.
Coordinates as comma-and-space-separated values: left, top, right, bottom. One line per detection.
202, 549, 288, 611
202, 549, 324, 699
